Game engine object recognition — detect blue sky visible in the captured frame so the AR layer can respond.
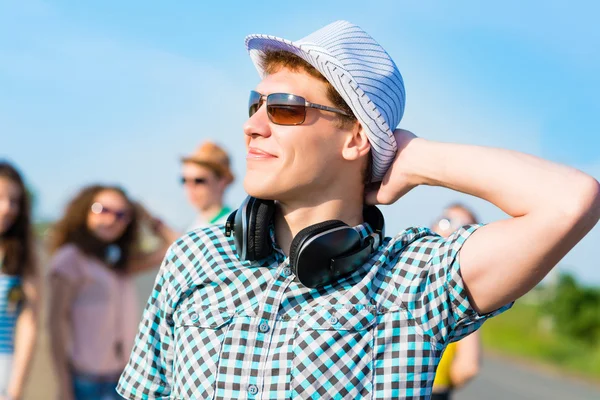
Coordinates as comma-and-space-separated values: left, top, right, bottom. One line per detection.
1, 1, 599, 282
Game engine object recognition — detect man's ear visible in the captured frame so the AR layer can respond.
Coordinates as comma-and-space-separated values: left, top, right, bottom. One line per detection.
341, 122, 370, 161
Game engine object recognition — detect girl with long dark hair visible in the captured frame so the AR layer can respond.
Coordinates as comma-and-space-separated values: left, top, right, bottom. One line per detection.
0, 161, 40, 400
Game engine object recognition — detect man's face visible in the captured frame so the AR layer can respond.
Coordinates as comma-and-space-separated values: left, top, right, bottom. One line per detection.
181, 163, 225, 211
243, 68, 354, 201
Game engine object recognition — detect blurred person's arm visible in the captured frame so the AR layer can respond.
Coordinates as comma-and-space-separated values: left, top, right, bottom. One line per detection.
6, 274, 41, 400
153, 219, 181, 244
48, 275, 76, 400
127, 203, 180, 274
134, 202, 181, 245
450, 331, 481, 388
368, 129, 600, 314
126, 245, 170, 274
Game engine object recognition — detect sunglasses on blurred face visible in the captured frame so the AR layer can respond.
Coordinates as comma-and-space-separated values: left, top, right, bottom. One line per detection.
91, 202, 131, 222
180, 177, 209, 186
248, 90, 351, 125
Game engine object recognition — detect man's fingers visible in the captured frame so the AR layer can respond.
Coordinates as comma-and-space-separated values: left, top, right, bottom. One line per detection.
366, 185, 396, 205
365, 189, 380, 205
364, 182, 382, 205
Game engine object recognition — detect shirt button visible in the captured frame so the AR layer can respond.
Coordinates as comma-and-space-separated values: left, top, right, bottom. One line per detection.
190, 313, 199, 322
259, 321, 270, 333
330, 316, 339, 325
281, 314, 290, 322
248, 384, 259, 396
282, 267, 292, 277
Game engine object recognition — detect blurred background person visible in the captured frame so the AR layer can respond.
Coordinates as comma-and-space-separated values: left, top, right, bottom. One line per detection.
0, 162, 40, 400
47, 184, 173, 400
180, 141, 234, 233
431, 203, 482, 400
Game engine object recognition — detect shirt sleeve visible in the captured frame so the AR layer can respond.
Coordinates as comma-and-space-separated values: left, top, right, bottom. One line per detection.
117, 246, 177, 399
48, 245, 85, 285
397, 225, 513, 347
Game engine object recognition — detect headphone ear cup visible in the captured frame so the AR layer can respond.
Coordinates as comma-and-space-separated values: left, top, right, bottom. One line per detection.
363, 205, 385, 239
289, 220, 347, 273
247, 198, 275, 260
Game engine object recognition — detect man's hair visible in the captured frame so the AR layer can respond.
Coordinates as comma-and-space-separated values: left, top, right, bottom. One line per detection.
258, 50, 372, 184
446, 203, 479, 224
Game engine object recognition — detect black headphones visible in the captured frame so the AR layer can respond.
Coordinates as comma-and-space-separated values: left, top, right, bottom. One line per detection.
225, 196, 385, 288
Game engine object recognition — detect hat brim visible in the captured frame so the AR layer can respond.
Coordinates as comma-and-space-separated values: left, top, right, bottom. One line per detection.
245, 34, 397, 182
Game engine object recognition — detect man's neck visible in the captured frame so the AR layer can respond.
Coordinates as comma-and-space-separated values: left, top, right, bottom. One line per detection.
198, 203, 225, 223
274, 197, 364, 256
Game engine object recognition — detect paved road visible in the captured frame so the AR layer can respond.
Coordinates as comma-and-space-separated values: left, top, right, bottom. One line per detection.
455, 355, 600, 400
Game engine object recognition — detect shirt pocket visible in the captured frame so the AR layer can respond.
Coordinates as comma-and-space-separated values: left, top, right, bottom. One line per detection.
172, 306, 233, 400
291, 305, 376, 400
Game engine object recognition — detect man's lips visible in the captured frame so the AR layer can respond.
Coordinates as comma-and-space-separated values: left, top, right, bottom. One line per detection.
247, 147, 277, 159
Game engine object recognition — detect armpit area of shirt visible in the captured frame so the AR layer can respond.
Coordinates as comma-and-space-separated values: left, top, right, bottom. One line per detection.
445, 240, 514, 343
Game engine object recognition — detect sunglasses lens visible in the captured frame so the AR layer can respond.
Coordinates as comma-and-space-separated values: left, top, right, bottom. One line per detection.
182, 177, 208, 186
92, 203, 129, 221
267, 93, 305, 125
248, 90, 262, 117
91, 202, 103, 214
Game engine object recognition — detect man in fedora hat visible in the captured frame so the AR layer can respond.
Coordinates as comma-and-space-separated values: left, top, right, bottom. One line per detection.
180, 141, 234, 232
119, 20, 600, 399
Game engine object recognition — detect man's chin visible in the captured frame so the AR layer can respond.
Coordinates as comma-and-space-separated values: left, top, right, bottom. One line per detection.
244, 189, 278, 201
243, 178, 280, 200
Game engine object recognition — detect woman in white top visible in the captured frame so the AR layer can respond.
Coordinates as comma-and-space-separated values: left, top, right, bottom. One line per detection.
0, 161, 40, 400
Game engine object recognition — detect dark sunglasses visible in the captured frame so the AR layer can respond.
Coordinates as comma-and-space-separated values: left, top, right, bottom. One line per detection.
90, 202, 131, 222
180, 177, 208, 185
248, 90, 352, 125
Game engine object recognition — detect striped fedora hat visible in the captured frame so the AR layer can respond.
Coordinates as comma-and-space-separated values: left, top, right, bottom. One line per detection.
245, 20, 405, 182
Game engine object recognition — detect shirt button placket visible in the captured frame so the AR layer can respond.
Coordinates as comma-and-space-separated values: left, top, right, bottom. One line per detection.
246, 261, 292, 400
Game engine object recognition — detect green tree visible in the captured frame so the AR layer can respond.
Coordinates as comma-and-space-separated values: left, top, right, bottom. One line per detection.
544, 273, 600, 345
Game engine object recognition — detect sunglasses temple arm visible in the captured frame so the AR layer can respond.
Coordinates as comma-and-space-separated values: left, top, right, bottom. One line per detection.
307, 102, 351, 116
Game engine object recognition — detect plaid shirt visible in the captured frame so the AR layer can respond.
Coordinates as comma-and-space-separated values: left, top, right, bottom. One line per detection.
118, 223, 511, 400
